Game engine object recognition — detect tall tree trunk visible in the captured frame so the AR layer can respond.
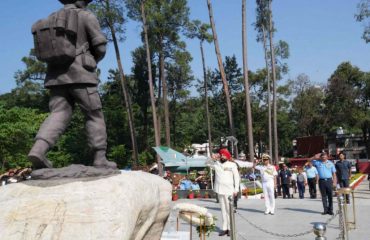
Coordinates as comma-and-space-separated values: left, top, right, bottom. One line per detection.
262, 26, 272, 157
207, 0, 235, 154
105, 1, 138, 165
142, 104, 148, 150
159, 50, 171, 147
268, 0, 278, 164
171, 98, 177, 146
141, 2, 162, 175
242, 0, 254, 162
200, 40, 213, 154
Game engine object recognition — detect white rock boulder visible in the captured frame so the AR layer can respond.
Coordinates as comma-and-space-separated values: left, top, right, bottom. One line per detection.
0, 171, 171, 240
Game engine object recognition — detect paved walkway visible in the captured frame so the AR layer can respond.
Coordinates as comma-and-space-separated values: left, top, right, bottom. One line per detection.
164, 178, 370, 240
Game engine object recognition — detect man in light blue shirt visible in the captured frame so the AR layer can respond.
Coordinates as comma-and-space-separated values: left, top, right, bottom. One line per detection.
305, 162, 319, 199
308, 152, 337, 215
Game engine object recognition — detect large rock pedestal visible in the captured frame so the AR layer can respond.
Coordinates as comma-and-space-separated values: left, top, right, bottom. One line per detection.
0, 171, 171, 240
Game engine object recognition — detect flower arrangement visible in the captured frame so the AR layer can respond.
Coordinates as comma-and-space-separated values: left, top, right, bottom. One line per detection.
188, 189, 194, 199
203, 191, 209, 198
196, 215, 217, 237
172, 190, 178, 201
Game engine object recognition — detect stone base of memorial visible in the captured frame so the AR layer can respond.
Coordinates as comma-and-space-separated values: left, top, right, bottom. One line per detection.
0, 166, 171, 240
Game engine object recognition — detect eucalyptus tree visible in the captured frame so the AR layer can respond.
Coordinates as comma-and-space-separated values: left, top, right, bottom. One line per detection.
242, 0, 255, 161
127, 0, 190, 148
186, 20, 213, 153
268, 0, 279, 164
90, 0, 139, 164
255, 0, 272, 156
206, 0, 236, 153
130, 46, 155, 151
166, 49, 193, 146
139, 2, 162, 170
355, 0, 370, 43
208, 56, 243, 150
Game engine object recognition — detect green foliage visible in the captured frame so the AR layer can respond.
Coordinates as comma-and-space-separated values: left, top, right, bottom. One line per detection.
89, 0, 126, 42
355, 0, 370, 43
108, 144, 129, 168
350, 173, 364, 183
195, 216, 217, 237
1, 50, 49, 111
0, 106, 47, 170
324, 62, 365, 130
291, 86, 326, 136
254, 0, 275, 42
46, 151, 73, 168
14, 49, 47, 85
138, 150, 154, 167
247, 188, 263, 195
186, 19, 213, 43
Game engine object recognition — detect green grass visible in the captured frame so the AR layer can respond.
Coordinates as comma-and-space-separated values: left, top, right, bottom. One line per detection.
246, 188, 263, 196
350, 173, 365, 184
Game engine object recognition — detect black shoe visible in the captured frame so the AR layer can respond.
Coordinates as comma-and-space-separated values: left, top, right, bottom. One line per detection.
327, 211, 334, 215
321, 212, 327, 215
219, 230, 229, 236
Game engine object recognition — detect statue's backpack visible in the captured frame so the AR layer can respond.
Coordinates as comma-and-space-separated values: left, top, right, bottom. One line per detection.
32, 8, 80, 66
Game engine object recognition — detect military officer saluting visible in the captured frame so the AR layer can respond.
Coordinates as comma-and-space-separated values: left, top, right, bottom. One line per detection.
207, 148, 240, 237
308, 152, 337, 215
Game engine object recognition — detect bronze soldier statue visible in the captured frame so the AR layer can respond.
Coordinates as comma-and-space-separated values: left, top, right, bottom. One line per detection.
29, 0, 117, 169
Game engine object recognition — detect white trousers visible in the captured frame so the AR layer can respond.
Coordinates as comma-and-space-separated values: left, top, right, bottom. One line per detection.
263, 181, 275, 213
218, 194, 231, 230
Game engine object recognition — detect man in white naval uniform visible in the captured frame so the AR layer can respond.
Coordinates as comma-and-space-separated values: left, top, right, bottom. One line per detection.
208, 148, 240, 237
254, 154, 278, 215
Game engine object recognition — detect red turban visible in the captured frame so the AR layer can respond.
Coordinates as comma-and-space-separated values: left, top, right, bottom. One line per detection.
219, 148, 232, 160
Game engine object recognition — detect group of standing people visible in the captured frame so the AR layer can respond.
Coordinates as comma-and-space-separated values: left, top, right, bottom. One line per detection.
209, 148, 353, 236
275, 163, 317, 200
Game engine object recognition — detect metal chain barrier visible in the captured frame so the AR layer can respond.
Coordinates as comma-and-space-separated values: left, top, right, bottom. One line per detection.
336, 209, 344, 240
325, 210, 339, 225
336, 194, 347, 240
236, 210, 338, 239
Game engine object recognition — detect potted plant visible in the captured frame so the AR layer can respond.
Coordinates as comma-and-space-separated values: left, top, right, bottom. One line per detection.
203, 191, 209, 199
188, 189, 194, 199
195, 190, 201, 198
172, 190, 179, 201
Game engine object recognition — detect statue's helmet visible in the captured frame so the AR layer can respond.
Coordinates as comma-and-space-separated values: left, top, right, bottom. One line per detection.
58, 0, 93, 4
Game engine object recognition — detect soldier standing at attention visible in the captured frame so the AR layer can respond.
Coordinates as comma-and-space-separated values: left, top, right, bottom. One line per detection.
308, 152, 337, 215
254, 154, 278, 215
304, 161, 319, 199
28, 0, 117, 169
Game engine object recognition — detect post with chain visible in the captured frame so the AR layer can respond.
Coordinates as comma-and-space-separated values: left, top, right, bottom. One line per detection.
228, 196, 236, 240
337, 187, 357, 230
337, 195, 349, 240
313, 223, 327, 240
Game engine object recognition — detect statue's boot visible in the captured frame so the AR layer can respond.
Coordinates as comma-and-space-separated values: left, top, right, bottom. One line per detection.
93, 150, 117, 169
28, 139, 53, 169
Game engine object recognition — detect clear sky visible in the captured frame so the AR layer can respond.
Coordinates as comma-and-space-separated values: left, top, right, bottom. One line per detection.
0, 0, 369, 95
